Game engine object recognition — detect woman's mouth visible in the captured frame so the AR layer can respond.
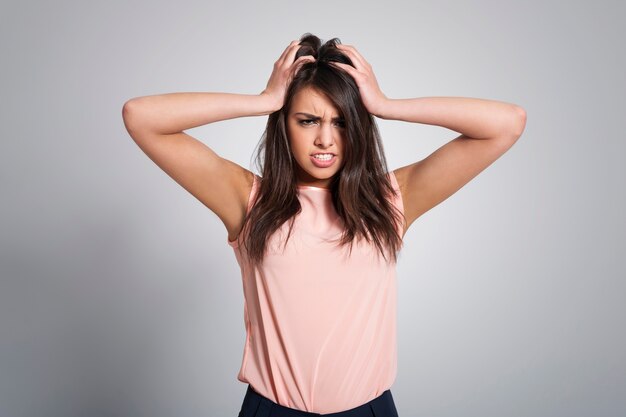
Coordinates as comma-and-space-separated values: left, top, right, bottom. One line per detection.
310, 153, 337, 168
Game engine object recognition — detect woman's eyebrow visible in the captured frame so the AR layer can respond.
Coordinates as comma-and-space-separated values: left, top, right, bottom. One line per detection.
293, 112, 343, 121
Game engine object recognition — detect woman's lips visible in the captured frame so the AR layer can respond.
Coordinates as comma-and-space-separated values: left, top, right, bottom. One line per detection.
310, 154, 337, 168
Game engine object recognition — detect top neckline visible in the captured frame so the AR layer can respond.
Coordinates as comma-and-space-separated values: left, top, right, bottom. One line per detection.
296, 184, 330, 191
297, 185, 331, 191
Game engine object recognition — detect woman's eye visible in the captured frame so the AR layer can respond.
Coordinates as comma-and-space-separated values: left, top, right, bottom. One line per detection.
298, 119, 345, 127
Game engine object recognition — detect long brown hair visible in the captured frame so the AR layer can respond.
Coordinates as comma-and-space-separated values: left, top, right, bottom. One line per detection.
238, 33, 405, 266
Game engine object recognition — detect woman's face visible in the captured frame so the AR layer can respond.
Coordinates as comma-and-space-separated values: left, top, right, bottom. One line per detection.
286, 87, 346, 189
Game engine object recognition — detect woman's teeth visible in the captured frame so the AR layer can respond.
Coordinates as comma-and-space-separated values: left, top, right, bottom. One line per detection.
313, 154, 333, 160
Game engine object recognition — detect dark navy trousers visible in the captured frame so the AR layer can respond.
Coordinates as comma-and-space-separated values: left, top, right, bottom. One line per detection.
237, 384, 399, 417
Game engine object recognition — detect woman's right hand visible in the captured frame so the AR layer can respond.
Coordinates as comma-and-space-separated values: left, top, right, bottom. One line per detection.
260, 40, 315, 111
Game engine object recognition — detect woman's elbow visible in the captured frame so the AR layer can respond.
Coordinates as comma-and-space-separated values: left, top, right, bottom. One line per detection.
122, 98, 146, 133
511, 105, 527, 138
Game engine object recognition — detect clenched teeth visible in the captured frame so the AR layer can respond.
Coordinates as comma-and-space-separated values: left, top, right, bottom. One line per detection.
313, 154, 334, 160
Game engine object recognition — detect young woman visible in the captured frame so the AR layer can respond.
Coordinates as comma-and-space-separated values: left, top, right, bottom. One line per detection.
122, 33, 526, 417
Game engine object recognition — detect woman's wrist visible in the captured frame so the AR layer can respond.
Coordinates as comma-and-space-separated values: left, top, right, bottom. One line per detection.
258, 91, 283, 114
371, 97, 392, 120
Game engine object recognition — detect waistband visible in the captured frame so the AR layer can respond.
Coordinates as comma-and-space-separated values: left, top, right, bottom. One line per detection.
238, 384, 399, 417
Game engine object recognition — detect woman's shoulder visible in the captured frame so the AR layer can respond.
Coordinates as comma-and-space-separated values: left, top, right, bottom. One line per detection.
245, 172, 261, 207
387, 169, 400, 189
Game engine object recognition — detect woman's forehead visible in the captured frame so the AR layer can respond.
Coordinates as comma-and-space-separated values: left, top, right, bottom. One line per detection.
291, 87, 340, 116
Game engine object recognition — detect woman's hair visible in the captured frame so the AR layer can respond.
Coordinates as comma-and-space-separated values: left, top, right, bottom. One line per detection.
238, 32, 405, 266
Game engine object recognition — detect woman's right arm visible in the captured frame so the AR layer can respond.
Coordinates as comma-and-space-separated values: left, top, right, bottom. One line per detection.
121, 40, 314, 242
122, 92, 280, 135
121, 92, 279, 243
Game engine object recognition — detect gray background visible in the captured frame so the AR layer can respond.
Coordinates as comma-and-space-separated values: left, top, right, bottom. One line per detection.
1, 1, 624, 416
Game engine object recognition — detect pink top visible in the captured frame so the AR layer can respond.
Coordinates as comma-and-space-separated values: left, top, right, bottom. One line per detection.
227, 171, 404, 414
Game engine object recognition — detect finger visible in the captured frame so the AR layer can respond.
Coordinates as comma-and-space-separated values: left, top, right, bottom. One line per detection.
277, 40, 302, 67
293, 56, 314, 76
276, 40, 300, 65
336, 44, 370, 70
292, 55, 314, 70
283, 40, 305, 67
295, 55, 315, 67
337, 44, 368, 70
329, 61, 357, 78
329, 61, 360, 83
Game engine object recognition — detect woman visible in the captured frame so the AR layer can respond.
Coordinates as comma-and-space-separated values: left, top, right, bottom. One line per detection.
122, 33, 526, 417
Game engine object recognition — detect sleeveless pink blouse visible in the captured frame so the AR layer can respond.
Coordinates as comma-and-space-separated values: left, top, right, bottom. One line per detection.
227, 171, 404, 414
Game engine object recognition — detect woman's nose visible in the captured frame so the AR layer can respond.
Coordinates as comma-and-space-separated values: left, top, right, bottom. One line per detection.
315, 123, 335, 148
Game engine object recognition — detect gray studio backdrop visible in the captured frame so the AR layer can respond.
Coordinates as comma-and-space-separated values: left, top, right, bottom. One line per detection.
1, 1, 624, 417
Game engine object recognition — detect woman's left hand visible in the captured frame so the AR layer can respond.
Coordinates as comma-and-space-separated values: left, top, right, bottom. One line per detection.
329, 44, 389, 118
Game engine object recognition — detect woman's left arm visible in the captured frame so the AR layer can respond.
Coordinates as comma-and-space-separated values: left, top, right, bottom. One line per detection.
330, 44, 526, 236
379, 96, 526, 235
375, 96, 526, 140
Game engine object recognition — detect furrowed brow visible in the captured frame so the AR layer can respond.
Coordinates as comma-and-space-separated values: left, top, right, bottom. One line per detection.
293, 112, 344, 121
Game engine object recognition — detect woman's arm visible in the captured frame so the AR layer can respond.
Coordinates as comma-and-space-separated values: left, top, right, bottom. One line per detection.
121, 40, 314, 242
121, 93, 277, 242
375, 96, 526, 140
379, 96, 526, 235
329, 44, 526, 237
122, 92, 279, 135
